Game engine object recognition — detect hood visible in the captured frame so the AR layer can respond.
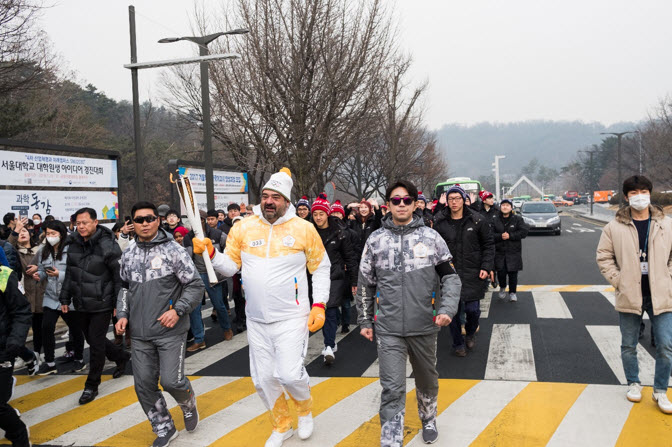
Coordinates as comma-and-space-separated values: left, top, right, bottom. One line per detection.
381, 213, 424, 234
615, 204, 665, 225
254, 203, 298, 226
135, 227, 173, 250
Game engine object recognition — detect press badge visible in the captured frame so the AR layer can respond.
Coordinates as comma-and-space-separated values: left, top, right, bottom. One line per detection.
641, 262, 649, 274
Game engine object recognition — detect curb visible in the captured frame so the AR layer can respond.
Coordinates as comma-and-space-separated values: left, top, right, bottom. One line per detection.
567, 211, 609, 226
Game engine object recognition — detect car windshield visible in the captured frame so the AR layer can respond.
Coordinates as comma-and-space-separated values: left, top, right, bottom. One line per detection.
522, 203, 556, 213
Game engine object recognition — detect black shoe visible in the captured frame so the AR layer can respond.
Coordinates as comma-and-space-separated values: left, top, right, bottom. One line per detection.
210, 312, 218, 323
71, 359, 86, 373
57, 350, 75, 363
113, 352, 131, 379
639, 321, 645, 339
37, 363, 58, 376
79, 388, 98, 405
341, 326, 350, 334
422, 420, 439, 444
25, 351, 40, 376
465, 335, 476, 350
454, 347, 467, 357
152, 425, 178, 447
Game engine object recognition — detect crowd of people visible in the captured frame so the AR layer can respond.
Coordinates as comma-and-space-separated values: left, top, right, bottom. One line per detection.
0, 172, 671, 447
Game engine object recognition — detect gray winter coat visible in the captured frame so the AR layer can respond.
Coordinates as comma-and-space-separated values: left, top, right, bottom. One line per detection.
356, 214, 462, 337
117, 228, 204, 340
37, 246, 72, 310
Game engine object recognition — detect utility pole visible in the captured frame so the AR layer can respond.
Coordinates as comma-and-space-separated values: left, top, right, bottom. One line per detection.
580, 150, 598, 216
493, 155, 506, 201
600, 131, 635, 206
128, 6, 144, 201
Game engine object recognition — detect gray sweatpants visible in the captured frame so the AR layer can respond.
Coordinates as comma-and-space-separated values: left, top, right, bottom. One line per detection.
131, 333, 196, 434
377, 333, 439, 447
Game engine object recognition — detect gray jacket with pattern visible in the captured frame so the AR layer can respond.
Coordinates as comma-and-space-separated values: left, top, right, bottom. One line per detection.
117, 228, 204, 340
356, 214, 462, 336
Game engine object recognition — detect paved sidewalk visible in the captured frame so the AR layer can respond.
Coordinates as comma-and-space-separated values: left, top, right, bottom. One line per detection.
568, 204, 615, 223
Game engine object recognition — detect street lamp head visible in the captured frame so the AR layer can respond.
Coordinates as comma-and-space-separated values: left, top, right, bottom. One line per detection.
158, 37, 182, 43
223, 28, 249, 35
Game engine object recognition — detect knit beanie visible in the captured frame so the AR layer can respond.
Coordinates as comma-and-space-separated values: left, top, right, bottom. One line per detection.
446, 185, 468, 201
262, 167, 293, 201
479, 190, 493, 201
417, 191, 427, 203
173, 226, 189, 237
311, 193, 331, 215
330, 200, 345, 216
296, 195, 311, 210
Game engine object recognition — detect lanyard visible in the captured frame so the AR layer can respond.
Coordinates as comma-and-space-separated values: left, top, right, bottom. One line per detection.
640, 218, 651, 261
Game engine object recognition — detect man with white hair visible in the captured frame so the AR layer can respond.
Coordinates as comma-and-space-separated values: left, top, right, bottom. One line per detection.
193, 167, 331, 447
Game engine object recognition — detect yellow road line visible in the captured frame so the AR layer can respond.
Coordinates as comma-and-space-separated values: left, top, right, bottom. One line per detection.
212, 377, 377, 447
11, 375, 111, 413
552, 285, 592, 292
336, 379, 478, 447
470, 382, 586, 447
14, 375, 39, 386
97, 377, 255, 447
616, 387, 672, 446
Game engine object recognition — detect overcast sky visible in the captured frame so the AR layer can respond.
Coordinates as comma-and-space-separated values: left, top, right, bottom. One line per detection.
41, 0, 672, 130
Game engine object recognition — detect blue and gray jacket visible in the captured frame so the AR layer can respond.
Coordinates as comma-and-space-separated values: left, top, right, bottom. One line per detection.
356, 214, 462, 337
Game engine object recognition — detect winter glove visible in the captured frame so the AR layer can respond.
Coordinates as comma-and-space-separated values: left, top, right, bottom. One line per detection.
192, 237, 214, 258
307, 303, 326, 332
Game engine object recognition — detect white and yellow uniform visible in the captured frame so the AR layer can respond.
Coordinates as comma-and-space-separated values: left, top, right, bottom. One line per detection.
210, 204, 330, 433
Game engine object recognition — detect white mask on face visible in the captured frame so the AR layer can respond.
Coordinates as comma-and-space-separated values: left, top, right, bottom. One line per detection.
629, 194, 650, 211
34, 219, 41, 225
46, 236, 60, 246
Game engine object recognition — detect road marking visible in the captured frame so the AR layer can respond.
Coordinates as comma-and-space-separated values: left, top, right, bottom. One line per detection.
517, 285, 614, 293
185, 331, 249, 375
485, 324, 537, 381
305, 329, 350, 365
547, 384, 632, 447
11, 375, 111, 414
573, 223, 582, 226
532, 291, 573, 318
586, 325, 656, 385
480, 291, 492, 318
616, 386, 672, 446
10, 374, 74, 401
566, 229, 573, 233
471, 382, 586, 447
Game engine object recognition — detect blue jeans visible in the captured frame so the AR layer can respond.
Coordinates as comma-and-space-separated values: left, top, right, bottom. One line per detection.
189, 303, 205, 343
322, 307, 340, 348
619, 304, 672, 393
200, 273, 231, 331
449, 300, 481, 348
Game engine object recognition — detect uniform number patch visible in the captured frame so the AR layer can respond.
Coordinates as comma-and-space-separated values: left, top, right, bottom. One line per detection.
249, 239, 265, 248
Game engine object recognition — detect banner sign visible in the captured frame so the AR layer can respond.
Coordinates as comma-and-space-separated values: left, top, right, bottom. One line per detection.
0, 150, 118, 188
182, 167, 247, 193
181, 193, 249, 216
0, 190, 119, 222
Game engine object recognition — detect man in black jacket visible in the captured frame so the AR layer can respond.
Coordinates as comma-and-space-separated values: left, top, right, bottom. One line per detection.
0, 266, 32, 447
434, 185, 495, 357
60, 208, 130, 405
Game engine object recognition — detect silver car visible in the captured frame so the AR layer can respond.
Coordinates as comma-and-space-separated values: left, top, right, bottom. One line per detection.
520, 201, 562, 235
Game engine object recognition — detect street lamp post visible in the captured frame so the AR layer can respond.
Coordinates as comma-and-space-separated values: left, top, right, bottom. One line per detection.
580, 149, 599, 216
600, 131, 635, 206
493, 155, 506, 202
159, 30, 249, 210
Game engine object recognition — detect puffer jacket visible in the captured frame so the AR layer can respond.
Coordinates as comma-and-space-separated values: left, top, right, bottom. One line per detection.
349, 209, 382, 257
357, 214, 462, 336
117, 228, 203, 340
314, 217, 359, 308
37, 246, 72, 310
0, 267, 32, 361
492, 212, 529, 272
9, 232, 45, 312
59, 225, 122, 313
597, 205, 672, 316
433, 205, 495, 302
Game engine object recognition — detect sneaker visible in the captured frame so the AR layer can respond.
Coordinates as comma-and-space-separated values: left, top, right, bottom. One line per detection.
37, 363, 57, 376
25, 351, 40, 376
322, 346, 335, 365
183, 405, 199, 432
454, 347, 467, 357
509, 293, 518, 302
71, 359, 86, 373
10, 376, 17, 401
653, 392, 672, 414
341, 326, 350, 334
465, 335, 476, 350
626, 383, 642, 403
152, 425, 178, 447
333, 343, 338, 353
113, 352, 131, 379
186, 342, 206, 352
78, 388, 98, 405
499, 288, 507, 299
57, 350, 75, 363
421, 419, 439, 444
297, 413, 313, 440
265, 429, 293, 447
14, 357, 25, 369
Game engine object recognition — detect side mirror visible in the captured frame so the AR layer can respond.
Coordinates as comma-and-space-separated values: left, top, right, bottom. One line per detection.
557, 210, 563, 214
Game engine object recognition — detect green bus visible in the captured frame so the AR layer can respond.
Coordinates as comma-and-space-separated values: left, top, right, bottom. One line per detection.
434, 177, 483, 204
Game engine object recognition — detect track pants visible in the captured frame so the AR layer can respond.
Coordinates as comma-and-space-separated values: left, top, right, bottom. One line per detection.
247, 317, 312, 434
131, 333, 196, 435
377, 333, 439, 447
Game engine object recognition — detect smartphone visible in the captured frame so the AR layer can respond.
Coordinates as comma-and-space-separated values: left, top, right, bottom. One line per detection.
125, 216, 131, 224
45, 267, 55, 273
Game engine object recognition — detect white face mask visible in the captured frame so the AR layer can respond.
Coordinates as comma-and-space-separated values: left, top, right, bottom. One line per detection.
629, 194, 650, 211
46, 236, 60, 246
34, 219, 41, 225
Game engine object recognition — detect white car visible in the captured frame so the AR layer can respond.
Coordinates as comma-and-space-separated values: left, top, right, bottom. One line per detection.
512, 199, 524, 209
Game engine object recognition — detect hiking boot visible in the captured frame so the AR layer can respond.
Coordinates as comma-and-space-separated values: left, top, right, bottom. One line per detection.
265, 429, 293, 447
224, 329, 233, 341
25, 351, 40, 376
653, 392, 672, 414
465, 336, 476, 350
509, 293, 518, 302
322, 346, 335, 365
113, 352, 131, 379
186, 342, 206, 352
152, 425, 178, 447
626, 383, 642, 403
421, 419, 439, 444
454, 347, 467, 357
71, 359, 86, 373
79, 388, 98, 405
37, 363, 57, 376
297, 413, 313, 440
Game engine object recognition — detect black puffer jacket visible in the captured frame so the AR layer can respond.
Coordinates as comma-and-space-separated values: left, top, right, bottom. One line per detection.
59, 225, 122, 313
315, 217, 359, 308
434, 205, 495, 302
348, 209, 382, 257
0, 268, 31, 361
492, 212, 529, 272
471, 201, 499, 227
414, 208, 433, 227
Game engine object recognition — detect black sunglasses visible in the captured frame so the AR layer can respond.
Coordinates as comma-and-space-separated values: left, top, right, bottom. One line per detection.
389, 196, 414, 206
133, 215, 158, 224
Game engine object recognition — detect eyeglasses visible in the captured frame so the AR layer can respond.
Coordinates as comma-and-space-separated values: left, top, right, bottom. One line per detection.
389, 196, 414, 206
447, 197, 464, 202
132, 215, 158, 224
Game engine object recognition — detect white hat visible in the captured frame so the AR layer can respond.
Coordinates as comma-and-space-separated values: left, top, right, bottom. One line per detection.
262, 167, 293, 201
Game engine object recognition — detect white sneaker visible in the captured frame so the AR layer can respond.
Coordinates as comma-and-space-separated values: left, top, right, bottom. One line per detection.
653, 392, 672, 414
498, 288, 507, 299
322, 346, 335, 365
509, 293, 518, 302
626, 383, 642, 402
333, 343, 338, 353
297, 413, 314, 440
265, 429, 293, 447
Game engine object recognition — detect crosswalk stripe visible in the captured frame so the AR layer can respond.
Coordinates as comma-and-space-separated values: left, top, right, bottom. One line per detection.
516, 285, 614, 292
305, 329, 350, 365
616, 387, 672, 446
184, 332, 249, 375
11, 375, 111, 414
547, 384, 632, 446
601, 291, 648, 319
484, 324, 536, 381
362, 357, 413, 378
586, 325, 656, 385
471, 382, 586, 446
532, 291, 573, 318
212, 377, 374, 447
406, 380, 527, 447
10, 374, 74, 401
480, 291, 492, 318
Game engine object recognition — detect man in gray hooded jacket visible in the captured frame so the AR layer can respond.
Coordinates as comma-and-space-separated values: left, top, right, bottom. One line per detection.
357, 180, 461, 446
115, 202, 204, 447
